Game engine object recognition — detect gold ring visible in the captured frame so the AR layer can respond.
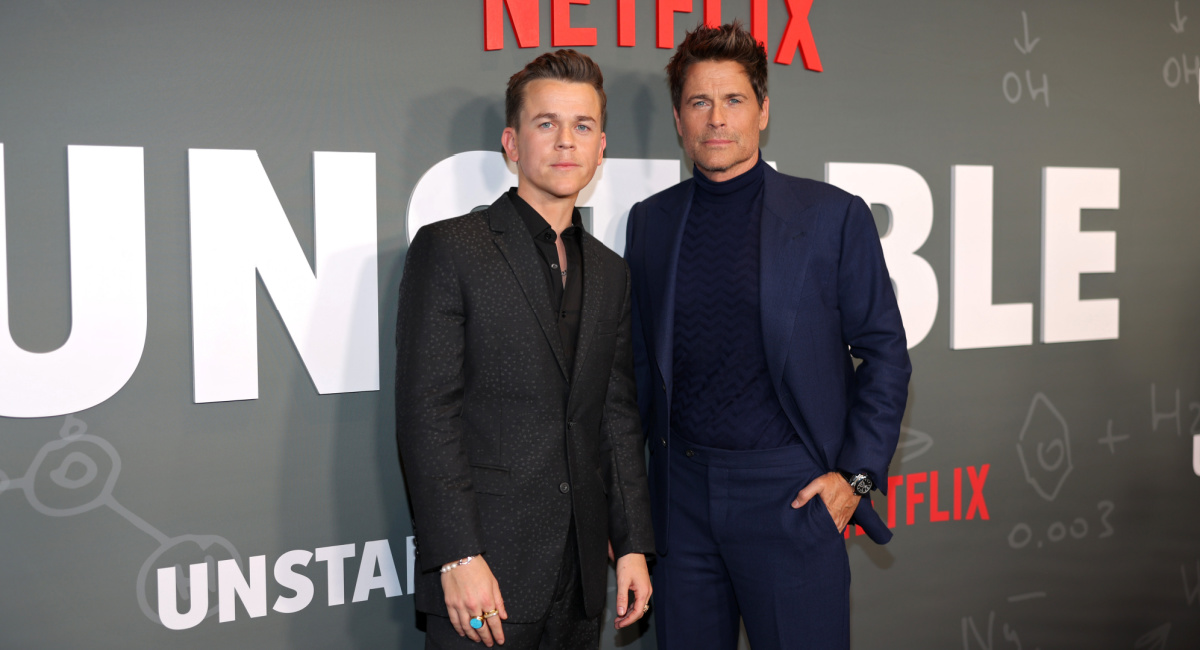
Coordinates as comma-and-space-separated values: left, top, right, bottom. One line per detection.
482, 609, 499, 619
642, 604, 650, 613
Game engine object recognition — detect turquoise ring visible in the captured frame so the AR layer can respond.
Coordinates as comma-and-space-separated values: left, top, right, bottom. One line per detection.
470, 616, 484, 630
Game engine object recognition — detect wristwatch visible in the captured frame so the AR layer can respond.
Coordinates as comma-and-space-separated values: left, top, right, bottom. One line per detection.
838, 470, 874, 496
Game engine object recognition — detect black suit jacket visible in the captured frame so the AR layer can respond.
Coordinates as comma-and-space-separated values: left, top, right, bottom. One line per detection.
395, 193, 654, 622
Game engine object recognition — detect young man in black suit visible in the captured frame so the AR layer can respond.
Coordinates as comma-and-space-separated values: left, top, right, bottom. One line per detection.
396, 50, 654, 649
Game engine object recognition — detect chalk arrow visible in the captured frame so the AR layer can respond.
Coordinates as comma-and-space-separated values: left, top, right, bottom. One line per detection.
1171, 1, 1188, 33
896, 426, 934, 462
1134, 623, 1170, 650
1014, 11, 1041, 54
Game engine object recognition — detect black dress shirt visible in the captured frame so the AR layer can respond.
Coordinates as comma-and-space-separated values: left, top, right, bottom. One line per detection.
508, 188, 583, 378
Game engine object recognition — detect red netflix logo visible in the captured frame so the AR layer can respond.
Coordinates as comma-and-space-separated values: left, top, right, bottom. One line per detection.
484, 0, 823, 71
845, 464, 991, 539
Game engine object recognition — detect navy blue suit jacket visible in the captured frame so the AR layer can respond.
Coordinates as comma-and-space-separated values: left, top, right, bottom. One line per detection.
624, 165, 911, 550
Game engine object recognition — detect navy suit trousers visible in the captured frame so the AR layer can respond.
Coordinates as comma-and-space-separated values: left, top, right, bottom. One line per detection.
653, 437, 850, 650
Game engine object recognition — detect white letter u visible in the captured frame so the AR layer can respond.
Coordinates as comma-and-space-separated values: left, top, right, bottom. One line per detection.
0, 144, 147, 418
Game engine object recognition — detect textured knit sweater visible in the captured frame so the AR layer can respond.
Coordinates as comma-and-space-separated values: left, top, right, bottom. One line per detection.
671, 156, 799, 450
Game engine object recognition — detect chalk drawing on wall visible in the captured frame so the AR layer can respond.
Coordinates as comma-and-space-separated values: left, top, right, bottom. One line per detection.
0, 415, 242, 625
1183, 561, 1200, 606
1171, 1, 1188, 33
1135, 623, 1170, 649
1162, 1, 1199, 103
1097, 419, 1129, 454
1017, 393, 1072, 501
1004, 11, 1050, 107
962, 609, 1043, 650
896, 426, 935, 462
1006, 500, 1115, 551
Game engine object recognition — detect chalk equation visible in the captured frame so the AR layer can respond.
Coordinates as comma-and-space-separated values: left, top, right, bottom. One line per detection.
1162, 54, 1199, 91
1097, 420, 1130, 454
0, 415, 242, 626
1148, 383, 1200, 476
1163, 1, 1198, 103
1006, 501, 1115, 550
962, 599, 1048, 650
1005, 11, 1050, 107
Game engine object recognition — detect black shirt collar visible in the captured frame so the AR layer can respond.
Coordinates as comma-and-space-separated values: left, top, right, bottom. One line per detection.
508, 187, 583, 242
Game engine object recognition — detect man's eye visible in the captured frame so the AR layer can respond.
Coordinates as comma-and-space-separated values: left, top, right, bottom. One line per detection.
575, 124, 591, 133
693, 100, 708, 108
729, 98, 742, 105
538, 122, 553, 129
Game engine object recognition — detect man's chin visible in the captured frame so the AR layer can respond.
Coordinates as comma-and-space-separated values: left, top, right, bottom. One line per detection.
694, 158, 740, 177
692, 152, 756, 177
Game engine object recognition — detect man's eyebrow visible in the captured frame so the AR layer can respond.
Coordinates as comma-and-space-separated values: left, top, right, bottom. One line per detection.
685, 91, 748, 103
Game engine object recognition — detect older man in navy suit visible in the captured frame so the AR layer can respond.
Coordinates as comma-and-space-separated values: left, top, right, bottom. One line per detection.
624, 23, 911, 649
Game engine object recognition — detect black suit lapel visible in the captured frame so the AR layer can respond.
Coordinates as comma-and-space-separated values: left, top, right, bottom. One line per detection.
570, 233, 605, 389
487, 196, 570, 382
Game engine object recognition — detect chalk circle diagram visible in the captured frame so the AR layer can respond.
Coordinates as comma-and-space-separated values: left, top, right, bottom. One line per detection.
0, 415, 242, 625
20, 415, 119, 516
137, 534, 243, 625
1017, 393, 1074, 501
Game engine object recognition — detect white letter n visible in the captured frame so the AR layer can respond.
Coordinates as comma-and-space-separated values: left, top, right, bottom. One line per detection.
188, 150, 379, 403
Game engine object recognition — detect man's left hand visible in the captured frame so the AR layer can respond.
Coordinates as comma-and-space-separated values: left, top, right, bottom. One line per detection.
792, 472, 861, 533
613, 552, 652, 629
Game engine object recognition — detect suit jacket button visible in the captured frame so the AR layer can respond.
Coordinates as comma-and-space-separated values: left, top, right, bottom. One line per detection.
660, 437, 667, 448
559, 482, 570, 493
685, 449, 695, 458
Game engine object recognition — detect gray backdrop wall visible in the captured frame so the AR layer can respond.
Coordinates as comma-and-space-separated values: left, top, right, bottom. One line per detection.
1, 1, 1198, 648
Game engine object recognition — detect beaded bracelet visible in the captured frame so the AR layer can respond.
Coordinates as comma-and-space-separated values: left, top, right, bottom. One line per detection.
440, 555, 475, 573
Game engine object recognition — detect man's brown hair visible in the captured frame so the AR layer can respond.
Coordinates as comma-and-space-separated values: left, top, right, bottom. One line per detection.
505, 49, 607, 130
666, 21, 768, 111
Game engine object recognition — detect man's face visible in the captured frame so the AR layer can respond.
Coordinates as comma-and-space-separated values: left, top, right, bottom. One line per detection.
673, 59, 770, 182
502, 79, 606, 206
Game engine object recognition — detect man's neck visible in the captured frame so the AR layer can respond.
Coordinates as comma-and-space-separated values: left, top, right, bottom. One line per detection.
516, 184, 576, 234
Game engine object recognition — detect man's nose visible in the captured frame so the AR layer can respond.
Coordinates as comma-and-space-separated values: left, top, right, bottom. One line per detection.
708, 104, 726, 128
556, 128, 576, 149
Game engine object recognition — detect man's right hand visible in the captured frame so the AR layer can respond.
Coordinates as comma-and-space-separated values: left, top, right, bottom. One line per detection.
441, 555, 508, 646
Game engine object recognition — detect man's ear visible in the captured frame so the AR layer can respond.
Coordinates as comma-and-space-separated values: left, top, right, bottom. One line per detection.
758, 96, 770, 131
673, 107, 683, 138
597, 132, 606, 165
501, 126, 519, 162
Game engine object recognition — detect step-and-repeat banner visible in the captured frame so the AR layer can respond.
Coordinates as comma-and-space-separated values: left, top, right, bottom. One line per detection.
1, 1, 1197, 648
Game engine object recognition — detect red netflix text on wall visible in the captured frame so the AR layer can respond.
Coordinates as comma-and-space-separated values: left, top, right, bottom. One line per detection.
483, 0, 823, 71
845, 464, 991, 539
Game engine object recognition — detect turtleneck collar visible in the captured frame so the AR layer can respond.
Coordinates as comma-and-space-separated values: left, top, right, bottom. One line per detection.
692, 151, 767, 204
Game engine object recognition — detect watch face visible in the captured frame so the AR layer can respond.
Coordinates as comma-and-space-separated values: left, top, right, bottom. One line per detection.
856, 477, 873, 494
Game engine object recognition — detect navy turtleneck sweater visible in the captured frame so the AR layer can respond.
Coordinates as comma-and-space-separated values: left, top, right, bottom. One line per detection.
671, 154, 800, 450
